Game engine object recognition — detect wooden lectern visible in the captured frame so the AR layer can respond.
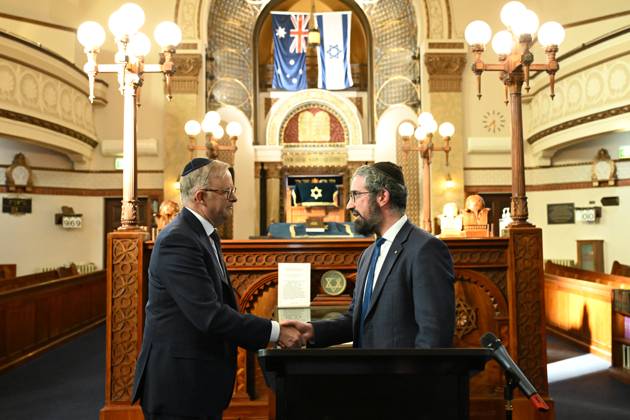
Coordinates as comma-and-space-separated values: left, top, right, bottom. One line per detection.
258, 348, 491, 420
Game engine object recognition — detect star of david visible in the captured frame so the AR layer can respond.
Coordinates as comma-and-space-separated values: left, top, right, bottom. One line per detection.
327, 44, 341, 59
324, 277, 343, 294
310, 186, 323, 200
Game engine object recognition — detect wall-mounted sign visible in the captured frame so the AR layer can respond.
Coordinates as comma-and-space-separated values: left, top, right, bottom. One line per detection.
547, 203, 574, 224
2, 198, 32, 214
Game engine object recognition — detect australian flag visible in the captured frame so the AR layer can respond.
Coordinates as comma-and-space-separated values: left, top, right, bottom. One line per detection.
272, 12, 309, 91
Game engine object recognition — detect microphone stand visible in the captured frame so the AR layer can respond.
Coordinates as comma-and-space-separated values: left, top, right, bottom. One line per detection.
503, 372, 518, 420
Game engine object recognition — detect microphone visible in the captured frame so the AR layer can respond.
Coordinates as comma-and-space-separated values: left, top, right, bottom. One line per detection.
481, 332, 549, 412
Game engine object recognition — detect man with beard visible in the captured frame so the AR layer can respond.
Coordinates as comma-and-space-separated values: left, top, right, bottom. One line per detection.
285, 162, 455, 348
132, 158, 302, 419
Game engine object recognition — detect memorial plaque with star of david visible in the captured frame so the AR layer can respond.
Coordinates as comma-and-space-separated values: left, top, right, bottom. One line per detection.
320, 270, 347, 296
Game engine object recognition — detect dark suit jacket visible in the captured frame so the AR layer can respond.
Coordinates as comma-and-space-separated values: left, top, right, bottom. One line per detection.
132, 208, 271, 417
312, 220, 454, 348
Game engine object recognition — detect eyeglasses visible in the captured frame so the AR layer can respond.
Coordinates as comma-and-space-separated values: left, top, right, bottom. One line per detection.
348, 190, 370, 202
199, 187, 237, 200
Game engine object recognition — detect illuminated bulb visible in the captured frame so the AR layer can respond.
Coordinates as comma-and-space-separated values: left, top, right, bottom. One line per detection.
77, 21, 106, 50
438, 122, 455, 138
492, 30, 515, 55
414, 127, 428, 140
424, 118, 438, 134
538, 21, 565, 46
117, 3, 145, 34
417, 111, 434, 127
211, 125, 225, 139
184, 120, 201, 136
398, 122, 415, 137
464, 20, 492, 46
154, 21, 182, 48
444, 174, 456, 190
202, 111, 221, 130
127, 32, 151, 58
512, 9, 539, 37
500, 1, 526, 28
225, 121, 243, 137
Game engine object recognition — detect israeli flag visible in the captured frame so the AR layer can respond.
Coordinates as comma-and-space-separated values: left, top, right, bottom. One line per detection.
316, 12, 353, 90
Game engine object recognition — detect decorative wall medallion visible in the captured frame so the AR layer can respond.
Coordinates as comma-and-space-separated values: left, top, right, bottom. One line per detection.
455, 296, 477, 339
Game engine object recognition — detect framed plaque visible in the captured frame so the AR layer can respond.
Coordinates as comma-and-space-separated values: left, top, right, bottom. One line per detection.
547, 203, 574, 224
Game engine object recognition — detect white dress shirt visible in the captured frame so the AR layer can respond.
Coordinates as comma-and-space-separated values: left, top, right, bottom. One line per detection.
186, 207, 280, 343
367, 214, 408, 293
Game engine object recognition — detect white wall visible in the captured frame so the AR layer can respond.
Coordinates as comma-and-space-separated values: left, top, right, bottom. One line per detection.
529, 186, 630, 272
0, 193, 104, 276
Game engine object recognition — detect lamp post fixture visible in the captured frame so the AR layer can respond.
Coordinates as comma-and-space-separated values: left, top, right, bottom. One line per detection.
464, 1, 565, 227
399, 111, 455, 233
77, 2, 182, 230
184, 111, 243, 161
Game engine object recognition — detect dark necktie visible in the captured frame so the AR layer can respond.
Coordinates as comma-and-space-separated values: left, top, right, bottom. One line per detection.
209, 230, 228, 282
358, 237, 386, 346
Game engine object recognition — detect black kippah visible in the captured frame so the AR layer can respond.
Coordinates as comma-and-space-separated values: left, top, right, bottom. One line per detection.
372, 162, 405, 185
181, 158, 212, 176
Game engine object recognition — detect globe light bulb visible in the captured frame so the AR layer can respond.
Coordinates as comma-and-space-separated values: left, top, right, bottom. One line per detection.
108, 10, 128, 38
417, 111, 434, 127
398, 122, 415, 137
424, 118, 438, 134
117, 3, 145, 34
77, 21, 106, 50
414, 127, 428, 140
225, 121, 243, 137
464, 20, 492, 46
202, 111, 221, 130
512, 9, 539, 37
211, 125, 225, 139
500, 1, 526, 28
184, 120, 201, 136
492, 31, 515, 55
538, 21, 565, 47
127, 32, 151, 58
154, 21, 182, 48
438, 122, 455, 138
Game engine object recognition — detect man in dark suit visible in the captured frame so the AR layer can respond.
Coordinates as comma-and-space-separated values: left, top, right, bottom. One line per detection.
132, 158, 302, 420
287, 162, 454, 348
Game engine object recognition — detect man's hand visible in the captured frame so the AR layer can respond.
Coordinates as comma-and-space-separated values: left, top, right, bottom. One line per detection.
278, 323, 304, 349
282, 320, 314, 344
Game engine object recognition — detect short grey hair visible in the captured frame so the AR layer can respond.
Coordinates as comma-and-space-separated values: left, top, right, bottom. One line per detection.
180, 159, 230, 204
353, 164, 407, 214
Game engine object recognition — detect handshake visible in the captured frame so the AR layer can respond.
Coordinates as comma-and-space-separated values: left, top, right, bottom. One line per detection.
277, 320, 314, 349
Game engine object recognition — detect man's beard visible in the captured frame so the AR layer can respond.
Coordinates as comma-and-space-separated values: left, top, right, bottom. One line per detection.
352, 198, 382, 236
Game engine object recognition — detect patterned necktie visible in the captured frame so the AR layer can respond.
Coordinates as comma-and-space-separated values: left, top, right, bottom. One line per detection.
359, 237, 386, 346
209, 230, 228, 281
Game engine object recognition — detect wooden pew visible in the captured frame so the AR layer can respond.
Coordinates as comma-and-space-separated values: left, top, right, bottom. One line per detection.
611, 260, 630, 277
544, 261, 630, 359
0, 270, 106, 373
0, 264, 16, 280
0, 264, 79, 293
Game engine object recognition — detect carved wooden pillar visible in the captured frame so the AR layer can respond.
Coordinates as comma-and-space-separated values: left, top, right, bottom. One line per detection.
506, 226, 551, 417
265, 162, 282, 226
423, 47, 467, 220
100, 231, 149, 420
397, 135, 421, 226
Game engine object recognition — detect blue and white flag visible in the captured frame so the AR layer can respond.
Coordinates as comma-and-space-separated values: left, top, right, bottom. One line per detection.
316, 12, 353, 90
272, 12, 309, 91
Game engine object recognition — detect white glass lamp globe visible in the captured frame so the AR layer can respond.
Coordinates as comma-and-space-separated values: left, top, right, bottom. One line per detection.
108, 10, 128, 39
538, 21, 565, 47
184, 120, 201, 136
117, 3, 145, 35
417, 111, 434, 127
492, 31, 515, 55
512, 9, 539, 37
202, 111, 221, 129
464, 20, 492, 46
154, 21, 182, 48
439, 122, 455, 138
398, 122, 415, 137
127, 32, 151, 57
424, 118, 438, 134
500, 1, 526, 28
414, 127, 428, 141
211, 125, 225, 139
77, 21, 106, 50
226, 121, 243, 138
